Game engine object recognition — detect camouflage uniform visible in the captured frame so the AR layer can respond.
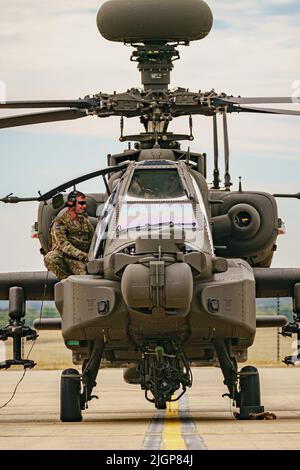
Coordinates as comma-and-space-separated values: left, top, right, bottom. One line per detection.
44, 210, 94, 280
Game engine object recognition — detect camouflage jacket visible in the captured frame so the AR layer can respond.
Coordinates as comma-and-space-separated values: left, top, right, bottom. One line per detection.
49, 210, 94, 261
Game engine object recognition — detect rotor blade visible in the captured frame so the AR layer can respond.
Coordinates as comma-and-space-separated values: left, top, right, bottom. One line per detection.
273, 193, 300, 199
0, 109, 87, 128
38, 163, 129, 201
0, 196, 39, 203
0, 163, 129, 204
230, 105, 300, 116
0, 99, 93, 109
217, 97, 298, 105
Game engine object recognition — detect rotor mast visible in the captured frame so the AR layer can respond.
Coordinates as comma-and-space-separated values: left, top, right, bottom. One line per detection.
97, 0, 213, 92
96, 0, 213, 144
131, 43, 179, 91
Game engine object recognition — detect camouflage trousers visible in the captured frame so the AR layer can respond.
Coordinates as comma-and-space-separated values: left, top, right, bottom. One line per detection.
44, 250, 87, 280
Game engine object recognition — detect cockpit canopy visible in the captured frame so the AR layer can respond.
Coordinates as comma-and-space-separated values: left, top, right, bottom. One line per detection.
127, 168, 186, 200
90, 162, 213, 259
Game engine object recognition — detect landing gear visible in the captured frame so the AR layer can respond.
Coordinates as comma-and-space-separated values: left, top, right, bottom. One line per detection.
140, 341, 192, 410
237, 365, 264, 419
214, 339, 264, 420
60, 369, 82, 422
60, 340, 105, 422
156, 399, 167, 410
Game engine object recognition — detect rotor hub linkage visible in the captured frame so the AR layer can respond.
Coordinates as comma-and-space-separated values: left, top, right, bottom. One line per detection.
0, 286, 37, 370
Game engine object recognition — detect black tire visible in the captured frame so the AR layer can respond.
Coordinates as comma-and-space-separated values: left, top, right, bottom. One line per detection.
236, 365, 264, 420
156, 399, 167, 410
240, 365, 261, 407
60, 368, 82, 422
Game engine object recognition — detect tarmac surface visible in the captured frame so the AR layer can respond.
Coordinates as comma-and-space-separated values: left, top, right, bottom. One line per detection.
0, 367, 300, 450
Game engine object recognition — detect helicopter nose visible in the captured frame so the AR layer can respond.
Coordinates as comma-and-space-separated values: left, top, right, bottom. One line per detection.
121, 261, 193, 315
97, 0, 213, 44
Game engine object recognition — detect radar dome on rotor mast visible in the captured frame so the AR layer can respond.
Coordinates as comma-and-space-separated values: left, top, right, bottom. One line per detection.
97, 0, 213, 44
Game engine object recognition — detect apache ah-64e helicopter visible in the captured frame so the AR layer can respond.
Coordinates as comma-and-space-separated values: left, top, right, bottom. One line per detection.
1, 0, 300, 422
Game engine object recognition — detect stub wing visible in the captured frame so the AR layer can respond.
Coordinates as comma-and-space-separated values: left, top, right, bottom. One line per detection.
1, 267, 300, 300
253, 268, 300, 298
0, 271, 57, 301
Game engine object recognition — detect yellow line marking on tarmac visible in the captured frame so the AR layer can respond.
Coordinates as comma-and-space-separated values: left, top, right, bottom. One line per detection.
162, 399, 187, 450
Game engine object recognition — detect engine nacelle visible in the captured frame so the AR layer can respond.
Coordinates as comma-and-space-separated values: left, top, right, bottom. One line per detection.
210, 191, 278, 267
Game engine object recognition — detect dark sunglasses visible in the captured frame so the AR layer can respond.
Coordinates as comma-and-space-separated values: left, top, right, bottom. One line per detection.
77, 201, 87, 206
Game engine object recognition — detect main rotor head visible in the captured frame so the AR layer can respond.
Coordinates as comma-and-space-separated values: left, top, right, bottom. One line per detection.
0, 1, 299, 141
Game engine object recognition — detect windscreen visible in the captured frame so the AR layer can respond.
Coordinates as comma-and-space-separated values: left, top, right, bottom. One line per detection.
114, 200, 205, 249
127, 169, 186, 199
92, 166, 212, 257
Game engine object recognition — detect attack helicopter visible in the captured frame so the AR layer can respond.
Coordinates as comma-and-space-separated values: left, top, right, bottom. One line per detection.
1, 0, 300, 422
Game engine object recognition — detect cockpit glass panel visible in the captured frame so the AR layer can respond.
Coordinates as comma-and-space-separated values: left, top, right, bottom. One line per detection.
127, 169, 185, 199
118, 203, 197, 231
115, 201, 205, 249
91, 166, 214, 257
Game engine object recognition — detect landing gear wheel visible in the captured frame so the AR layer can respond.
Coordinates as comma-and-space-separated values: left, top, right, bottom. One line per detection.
155, 399, 167, 410
60, 368, 82, 422
236, 366, 264, 420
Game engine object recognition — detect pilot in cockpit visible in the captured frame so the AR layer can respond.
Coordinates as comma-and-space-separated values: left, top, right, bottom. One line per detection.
128, 169, 184, 199
129, 172, 154, 198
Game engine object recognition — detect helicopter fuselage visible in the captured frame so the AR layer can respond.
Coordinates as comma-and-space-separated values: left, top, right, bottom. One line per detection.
52, 150, 265, 369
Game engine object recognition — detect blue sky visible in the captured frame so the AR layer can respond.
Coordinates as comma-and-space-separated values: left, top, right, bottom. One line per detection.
1, 0, 300, 271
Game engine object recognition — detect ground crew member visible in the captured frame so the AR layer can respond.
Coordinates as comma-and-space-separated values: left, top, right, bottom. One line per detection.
44, 190, 95, 280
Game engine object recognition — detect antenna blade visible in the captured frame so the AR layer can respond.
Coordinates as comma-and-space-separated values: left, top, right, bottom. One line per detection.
223, 113, 231, 191
212, 114, 220, 189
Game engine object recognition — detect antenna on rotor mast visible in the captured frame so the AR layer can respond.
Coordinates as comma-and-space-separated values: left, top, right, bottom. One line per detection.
97, 0, 213, 91
223, 113, 232, 191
